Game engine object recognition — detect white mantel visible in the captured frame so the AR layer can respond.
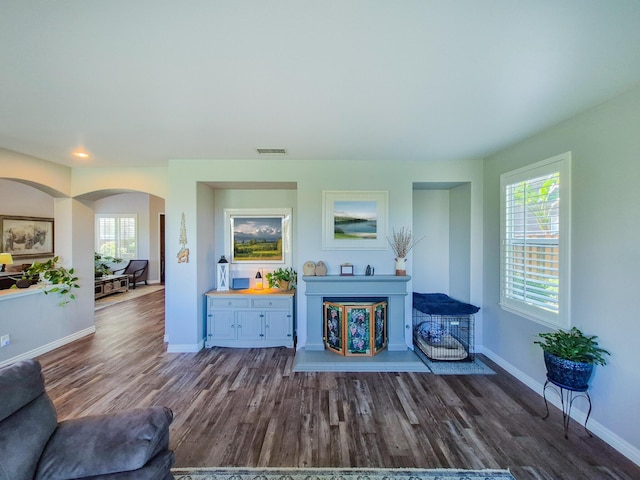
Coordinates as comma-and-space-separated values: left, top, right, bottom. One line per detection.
303, 274, 411, 351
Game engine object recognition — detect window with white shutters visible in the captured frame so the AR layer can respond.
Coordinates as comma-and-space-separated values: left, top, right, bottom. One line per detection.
500, 153, 571, 328
95, 214, 137, 260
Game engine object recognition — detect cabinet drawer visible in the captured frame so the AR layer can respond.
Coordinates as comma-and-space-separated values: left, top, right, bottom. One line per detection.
252, 297, 291, 309
209, 297, 250, 308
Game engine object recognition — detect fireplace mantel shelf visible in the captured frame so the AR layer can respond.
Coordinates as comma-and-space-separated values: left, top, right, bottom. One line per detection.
303, 274, 410, 283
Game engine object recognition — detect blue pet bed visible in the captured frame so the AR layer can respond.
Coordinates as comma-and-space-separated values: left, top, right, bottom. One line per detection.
413, 292, 480, 316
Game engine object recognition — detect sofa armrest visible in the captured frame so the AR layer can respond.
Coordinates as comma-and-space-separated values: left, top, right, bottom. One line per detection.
36, 406, 173, 480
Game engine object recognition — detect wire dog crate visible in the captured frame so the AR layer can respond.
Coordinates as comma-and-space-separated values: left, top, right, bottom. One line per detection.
413, 310, 475, 362
412, 293, 479, 363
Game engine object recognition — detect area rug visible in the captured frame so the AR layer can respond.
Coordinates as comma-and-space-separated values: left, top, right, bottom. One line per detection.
95, 284, 164, 310
414, 350, 496, 375
171, 467, 515, 480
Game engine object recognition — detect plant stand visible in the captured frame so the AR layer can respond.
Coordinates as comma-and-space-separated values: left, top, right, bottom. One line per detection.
542, 378, 592, 439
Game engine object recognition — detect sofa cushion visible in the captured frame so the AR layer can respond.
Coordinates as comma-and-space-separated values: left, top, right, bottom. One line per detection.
0, 360, 58, 480
0, 394, 58, 480
0, 359, 48, 422
36, 406, 173, 480
71, 450, 175, 480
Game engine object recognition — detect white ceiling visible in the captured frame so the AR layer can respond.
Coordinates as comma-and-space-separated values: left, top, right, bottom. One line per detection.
2, 1, 640, 168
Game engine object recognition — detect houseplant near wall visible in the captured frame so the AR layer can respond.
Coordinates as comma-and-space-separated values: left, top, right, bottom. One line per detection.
534, 327, 610, 389
23, 256, 80, 305
266, 267, 297, 290
94, 252, 123, 278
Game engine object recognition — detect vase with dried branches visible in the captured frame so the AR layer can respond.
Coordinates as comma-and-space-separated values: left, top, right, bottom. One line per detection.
387, 227, 425, 276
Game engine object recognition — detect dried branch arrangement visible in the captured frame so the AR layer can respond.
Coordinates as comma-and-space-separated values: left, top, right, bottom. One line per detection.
388, 227, 425, 258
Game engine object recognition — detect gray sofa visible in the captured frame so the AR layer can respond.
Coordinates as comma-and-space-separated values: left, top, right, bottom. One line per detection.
0, 359, 175, 480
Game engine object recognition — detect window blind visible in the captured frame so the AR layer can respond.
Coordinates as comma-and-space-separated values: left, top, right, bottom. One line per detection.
504, 172, 560, 313
96, 214, 137, 259
500, 152, 571, 328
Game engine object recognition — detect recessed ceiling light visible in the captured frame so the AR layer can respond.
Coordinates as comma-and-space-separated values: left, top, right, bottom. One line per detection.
72, 147, 91, 159
257, 148, 287, 155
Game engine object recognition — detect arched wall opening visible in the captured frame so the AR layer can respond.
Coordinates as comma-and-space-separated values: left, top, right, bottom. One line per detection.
0, 177, 166, 367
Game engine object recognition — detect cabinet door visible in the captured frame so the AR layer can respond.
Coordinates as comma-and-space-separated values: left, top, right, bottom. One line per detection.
209, 309, 237, 341
237, 310, 264, 342
265, 310, 293, 342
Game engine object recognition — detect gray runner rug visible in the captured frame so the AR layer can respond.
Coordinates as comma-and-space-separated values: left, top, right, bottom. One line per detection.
415, 353, 496, 375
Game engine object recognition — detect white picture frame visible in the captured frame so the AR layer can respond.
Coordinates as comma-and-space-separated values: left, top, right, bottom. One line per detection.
322, 191, 388, 250
224, 208, 292, 264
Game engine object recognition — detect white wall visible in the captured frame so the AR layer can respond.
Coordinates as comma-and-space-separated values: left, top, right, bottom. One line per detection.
449, 183, 471, 301
412, 190, 450, 294
482, 84, 640, 462
164, 158, 483, 352
0, 179, 54, 217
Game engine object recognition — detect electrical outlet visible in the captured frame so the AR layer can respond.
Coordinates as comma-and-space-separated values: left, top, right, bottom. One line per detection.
0, 335, 10, 347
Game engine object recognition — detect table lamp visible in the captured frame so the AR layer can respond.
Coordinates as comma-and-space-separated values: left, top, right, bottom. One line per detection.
255, 268, 264, 290
0, 252, 13, 272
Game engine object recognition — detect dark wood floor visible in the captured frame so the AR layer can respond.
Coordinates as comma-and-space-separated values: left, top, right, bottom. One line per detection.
36, 290, 639, 480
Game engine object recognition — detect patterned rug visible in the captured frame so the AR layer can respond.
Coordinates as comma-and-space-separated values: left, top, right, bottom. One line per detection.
171, 467, 515, 480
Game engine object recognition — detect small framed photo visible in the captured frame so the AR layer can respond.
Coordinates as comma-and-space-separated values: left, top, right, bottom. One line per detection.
340, 264, 354, 276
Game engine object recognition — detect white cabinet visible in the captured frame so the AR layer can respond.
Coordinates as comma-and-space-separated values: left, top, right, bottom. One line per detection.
205, 290, 294, 348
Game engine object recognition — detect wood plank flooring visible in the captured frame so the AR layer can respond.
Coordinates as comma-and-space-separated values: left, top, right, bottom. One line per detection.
36, 290, 640, 480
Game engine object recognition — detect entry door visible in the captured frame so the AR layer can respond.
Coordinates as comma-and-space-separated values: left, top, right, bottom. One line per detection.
160, 214, 165, 284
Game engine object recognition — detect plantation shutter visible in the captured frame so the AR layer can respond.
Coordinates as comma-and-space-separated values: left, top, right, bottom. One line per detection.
95, 214, 137, 260
118, 216, 137, 258
504, 172, 559, 312
500, 153, 571, 328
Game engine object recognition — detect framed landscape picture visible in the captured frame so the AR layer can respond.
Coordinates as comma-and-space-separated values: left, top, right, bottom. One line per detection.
225, 208, 291, 264
322, 191, 388, 250
0, 215, 55, 258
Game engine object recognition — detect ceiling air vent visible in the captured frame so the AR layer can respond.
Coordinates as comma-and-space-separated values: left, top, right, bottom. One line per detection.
257, 148, 287, 155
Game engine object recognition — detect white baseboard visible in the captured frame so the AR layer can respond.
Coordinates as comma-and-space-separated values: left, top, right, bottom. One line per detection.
478, 345, 640, 466
0, 327, 96, 368
166, 339, 203, 353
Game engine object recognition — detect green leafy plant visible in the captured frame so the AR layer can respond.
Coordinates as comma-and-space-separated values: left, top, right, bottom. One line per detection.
534, 327, 610, 366
266, 267, 297, 290
94, 252, 123, 277
24, 256, 80, 305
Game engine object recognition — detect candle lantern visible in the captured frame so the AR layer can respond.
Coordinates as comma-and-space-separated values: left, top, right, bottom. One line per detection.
217, 256, 229, 291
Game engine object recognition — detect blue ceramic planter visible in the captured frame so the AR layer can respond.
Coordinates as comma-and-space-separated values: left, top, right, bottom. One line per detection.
544, 351, 594, 390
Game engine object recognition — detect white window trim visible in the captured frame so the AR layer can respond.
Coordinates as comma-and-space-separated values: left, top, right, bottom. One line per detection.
499, 152, 572, 329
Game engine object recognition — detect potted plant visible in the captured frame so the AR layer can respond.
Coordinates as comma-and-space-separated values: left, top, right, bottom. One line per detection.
23, 256, 80, 305
94, 252, 123, 278
266, 267, 297, 290
534, 327, 610, 390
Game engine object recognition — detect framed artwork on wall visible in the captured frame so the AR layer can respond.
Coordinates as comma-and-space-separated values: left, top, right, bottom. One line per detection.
224, 208, 292, 264
0, 215, 55, 258
322, 190, 388, 250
